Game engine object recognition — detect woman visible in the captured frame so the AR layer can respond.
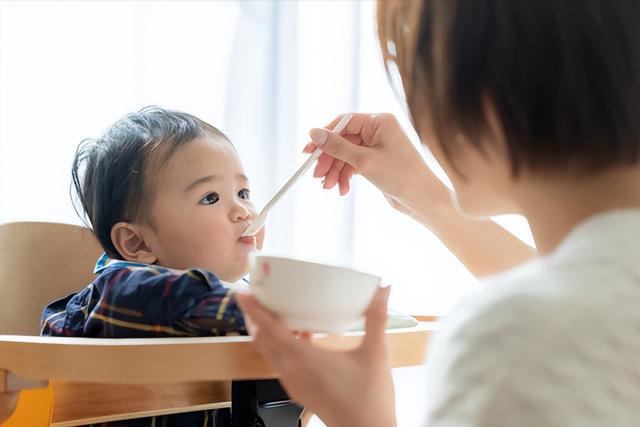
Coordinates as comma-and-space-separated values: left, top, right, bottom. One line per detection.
237, 1, 640, 426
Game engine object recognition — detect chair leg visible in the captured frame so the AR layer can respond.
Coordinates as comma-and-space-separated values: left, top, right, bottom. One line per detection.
231, 379, 303, 427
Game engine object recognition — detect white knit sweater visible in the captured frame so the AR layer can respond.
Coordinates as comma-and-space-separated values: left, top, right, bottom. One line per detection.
422, 209, 640, 427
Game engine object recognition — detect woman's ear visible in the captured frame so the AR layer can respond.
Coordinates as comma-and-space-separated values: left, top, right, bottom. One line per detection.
110, 222, 157, 264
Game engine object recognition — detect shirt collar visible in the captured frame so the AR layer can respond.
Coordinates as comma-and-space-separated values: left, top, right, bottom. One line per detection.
93, 253, 250, 286
93, 253, 149, 273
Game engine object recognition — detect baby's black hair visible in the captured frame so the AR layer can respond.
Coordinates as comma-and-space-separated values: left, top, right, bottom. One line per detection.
71, 106, 229, 259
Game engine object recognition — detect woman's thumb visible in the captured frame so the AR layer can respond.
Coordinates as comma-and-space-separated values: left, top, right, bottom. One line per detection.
361, 285, 391, 353
310, 128, 364, 168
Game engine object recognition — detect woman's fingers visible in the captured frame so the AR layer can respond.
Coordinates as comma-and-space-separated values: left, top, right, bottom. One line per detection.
314, 152, 334, 178
323, 159, 345, 189
338, 176, 350, 196
324, 132, 364, 190
236, 293, 299, 363
237, 294, 280, 334
303, 141, 316, 153
360, 286, 391, 355
338, 164, 356, 195
238, 289, 396, 426
309, 128, 368, 169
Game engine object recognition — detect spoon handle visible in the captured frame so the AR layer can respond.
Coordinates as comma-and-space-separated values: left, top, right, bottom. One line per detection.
260, 113, 354, 214
243, 113, 354, 237
261, 148, 320, 214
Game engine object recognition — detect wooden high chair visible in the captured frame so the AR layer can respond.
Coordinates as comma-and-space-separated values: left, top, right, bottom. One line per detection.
0, 221, 433, 426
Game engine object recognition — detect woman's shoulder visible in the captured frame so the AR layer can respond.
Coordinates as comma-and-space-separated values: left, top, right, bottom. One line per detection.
444, 247, 637, 350
428, 240, 638, 375
423, 251, 639, 426
430, 261, 564, 362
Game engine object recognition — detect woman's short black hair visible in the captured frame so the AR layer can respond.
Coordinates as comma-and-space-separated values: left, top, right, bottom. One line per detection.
71, 106, 229, 259
377, 0, 640, 175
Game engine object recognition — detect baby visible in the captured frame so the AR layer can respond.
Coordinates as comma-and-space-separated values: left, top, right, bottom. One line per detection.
41, 106, 262, 338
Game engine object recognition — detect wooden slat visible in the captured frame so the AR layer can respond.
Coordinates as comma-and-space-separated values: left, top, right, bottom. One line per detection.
51, 381, 230, 426
0, 221, 102, 336
0, 323, 433, 385
1, 323, 433, 424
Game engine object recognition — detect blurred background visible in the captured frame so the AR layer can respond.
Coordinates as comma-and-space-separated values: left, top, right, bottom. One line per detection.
0, 0, 533, 316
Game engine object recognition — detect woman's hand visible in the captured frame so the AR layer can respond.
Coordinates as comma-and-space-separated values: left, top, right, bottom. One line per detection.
236, 287, 397, 427
307, 113, 535, 277
305, 113, 450, 220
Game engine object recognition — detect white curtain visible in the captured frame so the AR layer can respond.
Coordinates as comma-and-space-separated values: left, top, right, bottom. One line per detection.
0, 0, 533, 315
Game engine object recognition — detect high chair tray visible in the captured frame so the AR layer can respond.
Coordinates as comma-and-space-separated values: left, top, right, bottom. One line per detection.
1, 322, 434, 426
0, 322, 434, 385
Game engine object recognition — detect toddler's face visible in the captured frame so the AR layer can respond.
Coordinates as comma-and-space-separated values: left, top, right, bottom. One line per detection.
141, 135, 259, 281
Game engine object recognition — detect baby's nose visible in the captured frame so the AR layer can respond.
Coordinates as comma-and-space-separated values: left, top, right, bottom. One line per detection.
233, 204, 251, 221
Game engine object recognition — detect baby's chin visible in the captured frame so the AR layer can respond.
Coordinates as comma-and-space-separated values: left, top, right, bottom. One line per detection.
211, 262, 250, 283
218, 271, 248, 283
163, 259, 248, 283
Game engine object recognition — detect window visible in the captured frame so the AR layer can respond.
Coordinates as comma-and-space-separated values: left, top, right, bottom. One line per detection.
0, 0, 532, 315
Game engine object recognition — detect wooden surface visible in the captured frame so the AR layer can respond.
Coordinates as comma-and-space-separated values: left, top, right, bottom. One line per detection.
1, 323, 432, 424
51, 381, 231, 426
0, 323, 432, 385
0, 221, 102, 336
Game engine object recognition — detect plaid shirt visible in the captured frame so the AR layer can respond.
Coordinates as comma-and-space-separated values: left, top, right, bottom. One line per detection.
40, 255, 246, 426
41, 254, 247, 338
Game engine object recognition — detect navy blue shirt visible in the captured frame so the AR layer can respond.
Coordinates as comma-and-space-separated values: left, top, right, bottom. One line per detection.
41, 254, 247, 337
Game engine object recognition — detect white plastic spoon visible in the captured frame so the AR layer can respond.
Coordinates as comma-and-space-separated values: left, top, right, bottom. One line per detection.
241, 113, 354, 237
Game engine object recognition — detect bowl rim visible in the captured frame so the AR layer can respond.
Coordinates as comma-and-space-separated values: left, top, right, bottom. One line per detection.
250, 253, 382, 282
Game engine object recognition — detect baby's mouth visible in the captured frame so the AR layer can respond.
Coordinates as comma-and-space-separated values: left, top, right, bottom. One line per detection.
238, 235, 255, 244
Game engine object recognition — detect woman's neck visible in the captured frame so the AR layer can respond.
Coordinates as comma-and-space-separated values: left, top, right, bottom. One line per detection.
515, 165, 640, 255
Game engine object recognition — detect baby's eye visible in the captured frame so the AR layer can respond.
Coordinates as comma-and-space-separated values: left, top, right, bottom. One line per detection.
238, 188, 250, 200
199, 192, 220, 205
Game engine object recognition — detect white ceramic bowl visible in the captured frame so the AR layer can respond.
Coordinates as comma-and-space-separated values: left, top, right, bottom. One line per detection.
249, 254, 381, 333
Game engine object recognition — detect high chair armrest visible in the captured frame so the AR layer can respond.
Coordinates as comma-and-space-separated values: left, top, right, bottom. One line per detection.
0, 323, 434, 425
0, 323, 433, 385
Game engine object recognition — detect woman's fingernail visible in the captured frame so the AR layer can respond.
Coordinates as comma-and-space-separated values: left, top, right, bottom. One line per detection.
310, 128, 327, 145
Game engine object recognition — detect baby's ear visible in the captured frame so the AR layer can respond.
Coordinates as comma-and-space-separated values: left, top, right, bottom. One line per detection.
111, 222, 157, 264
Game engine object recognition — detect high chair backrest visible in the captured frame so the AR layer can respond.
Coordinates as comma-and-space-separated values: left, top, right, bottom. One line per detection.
0, 222, 102, 335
